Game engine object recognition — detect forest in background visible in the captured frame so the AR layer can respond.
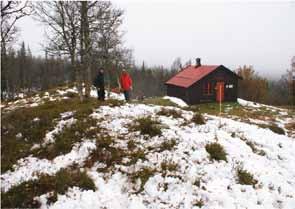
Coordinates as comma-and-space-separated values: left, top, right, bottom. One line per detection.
1, 1, 294, 106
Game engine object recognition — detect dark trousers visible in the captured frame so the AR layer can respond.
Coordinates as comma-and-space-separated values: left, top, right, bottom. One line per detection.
97, 88, 105, 101
123, 90, 130, 101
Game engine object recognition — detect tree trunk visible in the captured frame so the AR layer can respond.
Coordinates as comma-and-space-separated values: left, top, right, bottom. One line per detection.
76, 63, 84, 102
70, 52, 83, 101
81, 1, 91, 98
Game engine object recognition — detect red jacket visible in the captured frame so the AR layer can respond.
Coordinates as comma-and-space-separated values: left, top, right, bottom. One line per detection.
120, 72, 132, 91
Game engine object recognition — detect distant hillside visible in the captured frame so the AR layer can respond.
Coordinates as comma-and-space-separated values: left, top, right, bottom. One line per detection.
1, 86, 295, 209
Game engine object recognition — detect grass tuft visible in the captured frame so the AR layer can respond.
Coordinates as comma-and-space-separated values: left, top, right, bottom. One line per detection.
237, 168, 258, 186
159, 139, 177, 152
266, 124, 285, 135
193, 199, 204, 208
127, 149, 146, 165
130, 167, 156, 193
64, 91, 78, 98
193, 178, 201, 187
156, 108, 182, 118
129, 116, 162, 137
127, 140, 137, 150
205, 142, 227, 162
191, 113, 206, 125
160, 161, 178, 172
84, 136, 125, 170
105, 99, 124, 107
257, 123, 285, 135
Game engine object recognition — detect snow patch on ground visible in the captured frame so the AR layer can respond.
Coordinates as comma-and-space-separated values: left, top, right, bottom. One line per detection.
42, 116, 77, 146
1, 140, 96, 192
42, 172, 146, 209
238, 98, 261, 108
163, 96, 188, 107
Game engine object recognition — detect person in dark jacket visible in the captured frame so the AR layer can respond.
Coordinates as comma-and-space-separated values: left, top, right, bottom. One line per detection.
119, 69, 133, 101
93, 69, 105, 101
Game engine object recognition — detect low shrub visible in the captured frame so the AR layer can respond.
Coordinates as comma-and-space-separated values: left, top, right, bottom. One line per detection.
285, 122, 295, 131
237, 168, 257, 186
258, 123, 285, 135
130, 116, 162, 137
160, 161, 178, 172
191, 113, 206, 125
130, 167, 156, 193
267, 124, 285, 135
127, 140, 137, 150
105, 99, 124, 107
205, 142, 227, 162
127, 149, 146, 165
157, 108, 182, 118
193, 178, 201, 187
84, 136, 125, 169
65, 91, 78, 98
159, 139, 177, 152
193, 199, 204, 208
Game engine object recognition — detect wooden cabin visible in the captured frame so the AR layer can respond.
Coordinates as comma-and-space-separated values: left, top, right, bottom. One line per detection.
165, 58, 242, 105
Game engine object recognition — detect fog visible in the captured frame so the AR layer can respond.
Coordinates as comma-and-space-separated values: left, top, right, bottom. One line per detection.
17, 0, 295, 79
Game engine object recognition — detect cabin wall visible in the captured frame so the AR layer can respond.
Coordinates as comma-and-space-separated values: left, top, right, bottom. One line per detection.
166, 85, 189, 103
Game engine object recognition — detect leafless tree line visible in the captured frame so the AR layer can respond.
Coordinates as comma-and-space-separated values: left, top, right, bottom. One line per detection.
1, 1, 133, 100
34, 1, 132, 100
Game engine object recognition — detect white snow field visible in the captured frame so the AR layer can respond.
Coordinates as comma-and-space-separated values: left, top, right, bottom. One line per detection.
1, 88, 294, 209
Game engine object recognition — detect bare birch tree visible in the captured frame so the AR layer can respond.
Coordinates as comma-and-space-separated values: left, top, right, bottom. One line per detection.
1, 0, 32, 99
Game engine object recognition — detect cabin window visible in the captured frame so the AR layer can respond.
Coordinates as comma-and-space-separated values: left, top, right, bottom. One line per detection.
226, 84, 234, 88
203, 82, 213, 95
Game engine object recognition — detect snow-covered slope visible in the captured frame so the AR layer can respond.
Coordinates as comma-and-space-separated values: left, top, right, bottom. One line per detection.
1, 89, 294, 209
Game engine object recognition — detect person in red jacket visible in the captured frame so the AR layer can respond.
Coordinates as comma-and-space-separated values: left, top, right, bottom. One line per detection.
119, 69, 133, 101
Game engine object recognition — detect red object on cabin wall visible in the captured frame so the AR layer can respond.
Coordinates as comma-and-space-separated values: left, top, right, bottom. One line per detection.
203, 82, 213, 95
165, 65, 219, 88
216, 82, 224, 102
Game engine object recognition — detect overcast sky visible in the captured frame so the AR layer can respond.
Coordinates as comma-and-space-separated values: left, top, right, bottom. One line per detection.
16, 0, 295, 79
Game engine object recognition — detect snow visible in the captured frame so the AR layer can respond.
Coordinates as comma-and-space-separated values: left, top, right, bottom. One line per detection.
29, 103, 39, 107
108, 91, 125, 101
42, 116, 77, 146
15, 133, 23, 139
1, 140, 96, 192
38, 172, 147, 209
163, 96, 188, 107
56, 89, 77, 96
237, 98, 288, 113
63, 103, 294, 209
1, 91, 295, 209
33, 117, 40, 122
238, 98, 261, 108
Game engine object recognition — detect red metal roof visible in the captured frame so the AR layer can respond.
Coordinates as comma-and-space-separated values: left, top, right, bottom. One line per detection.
165, 65, 219, 88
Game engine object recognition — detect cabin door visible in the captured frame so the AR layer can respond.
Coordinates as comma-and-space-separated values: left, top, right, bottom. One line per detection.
216, 82, 224, 102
